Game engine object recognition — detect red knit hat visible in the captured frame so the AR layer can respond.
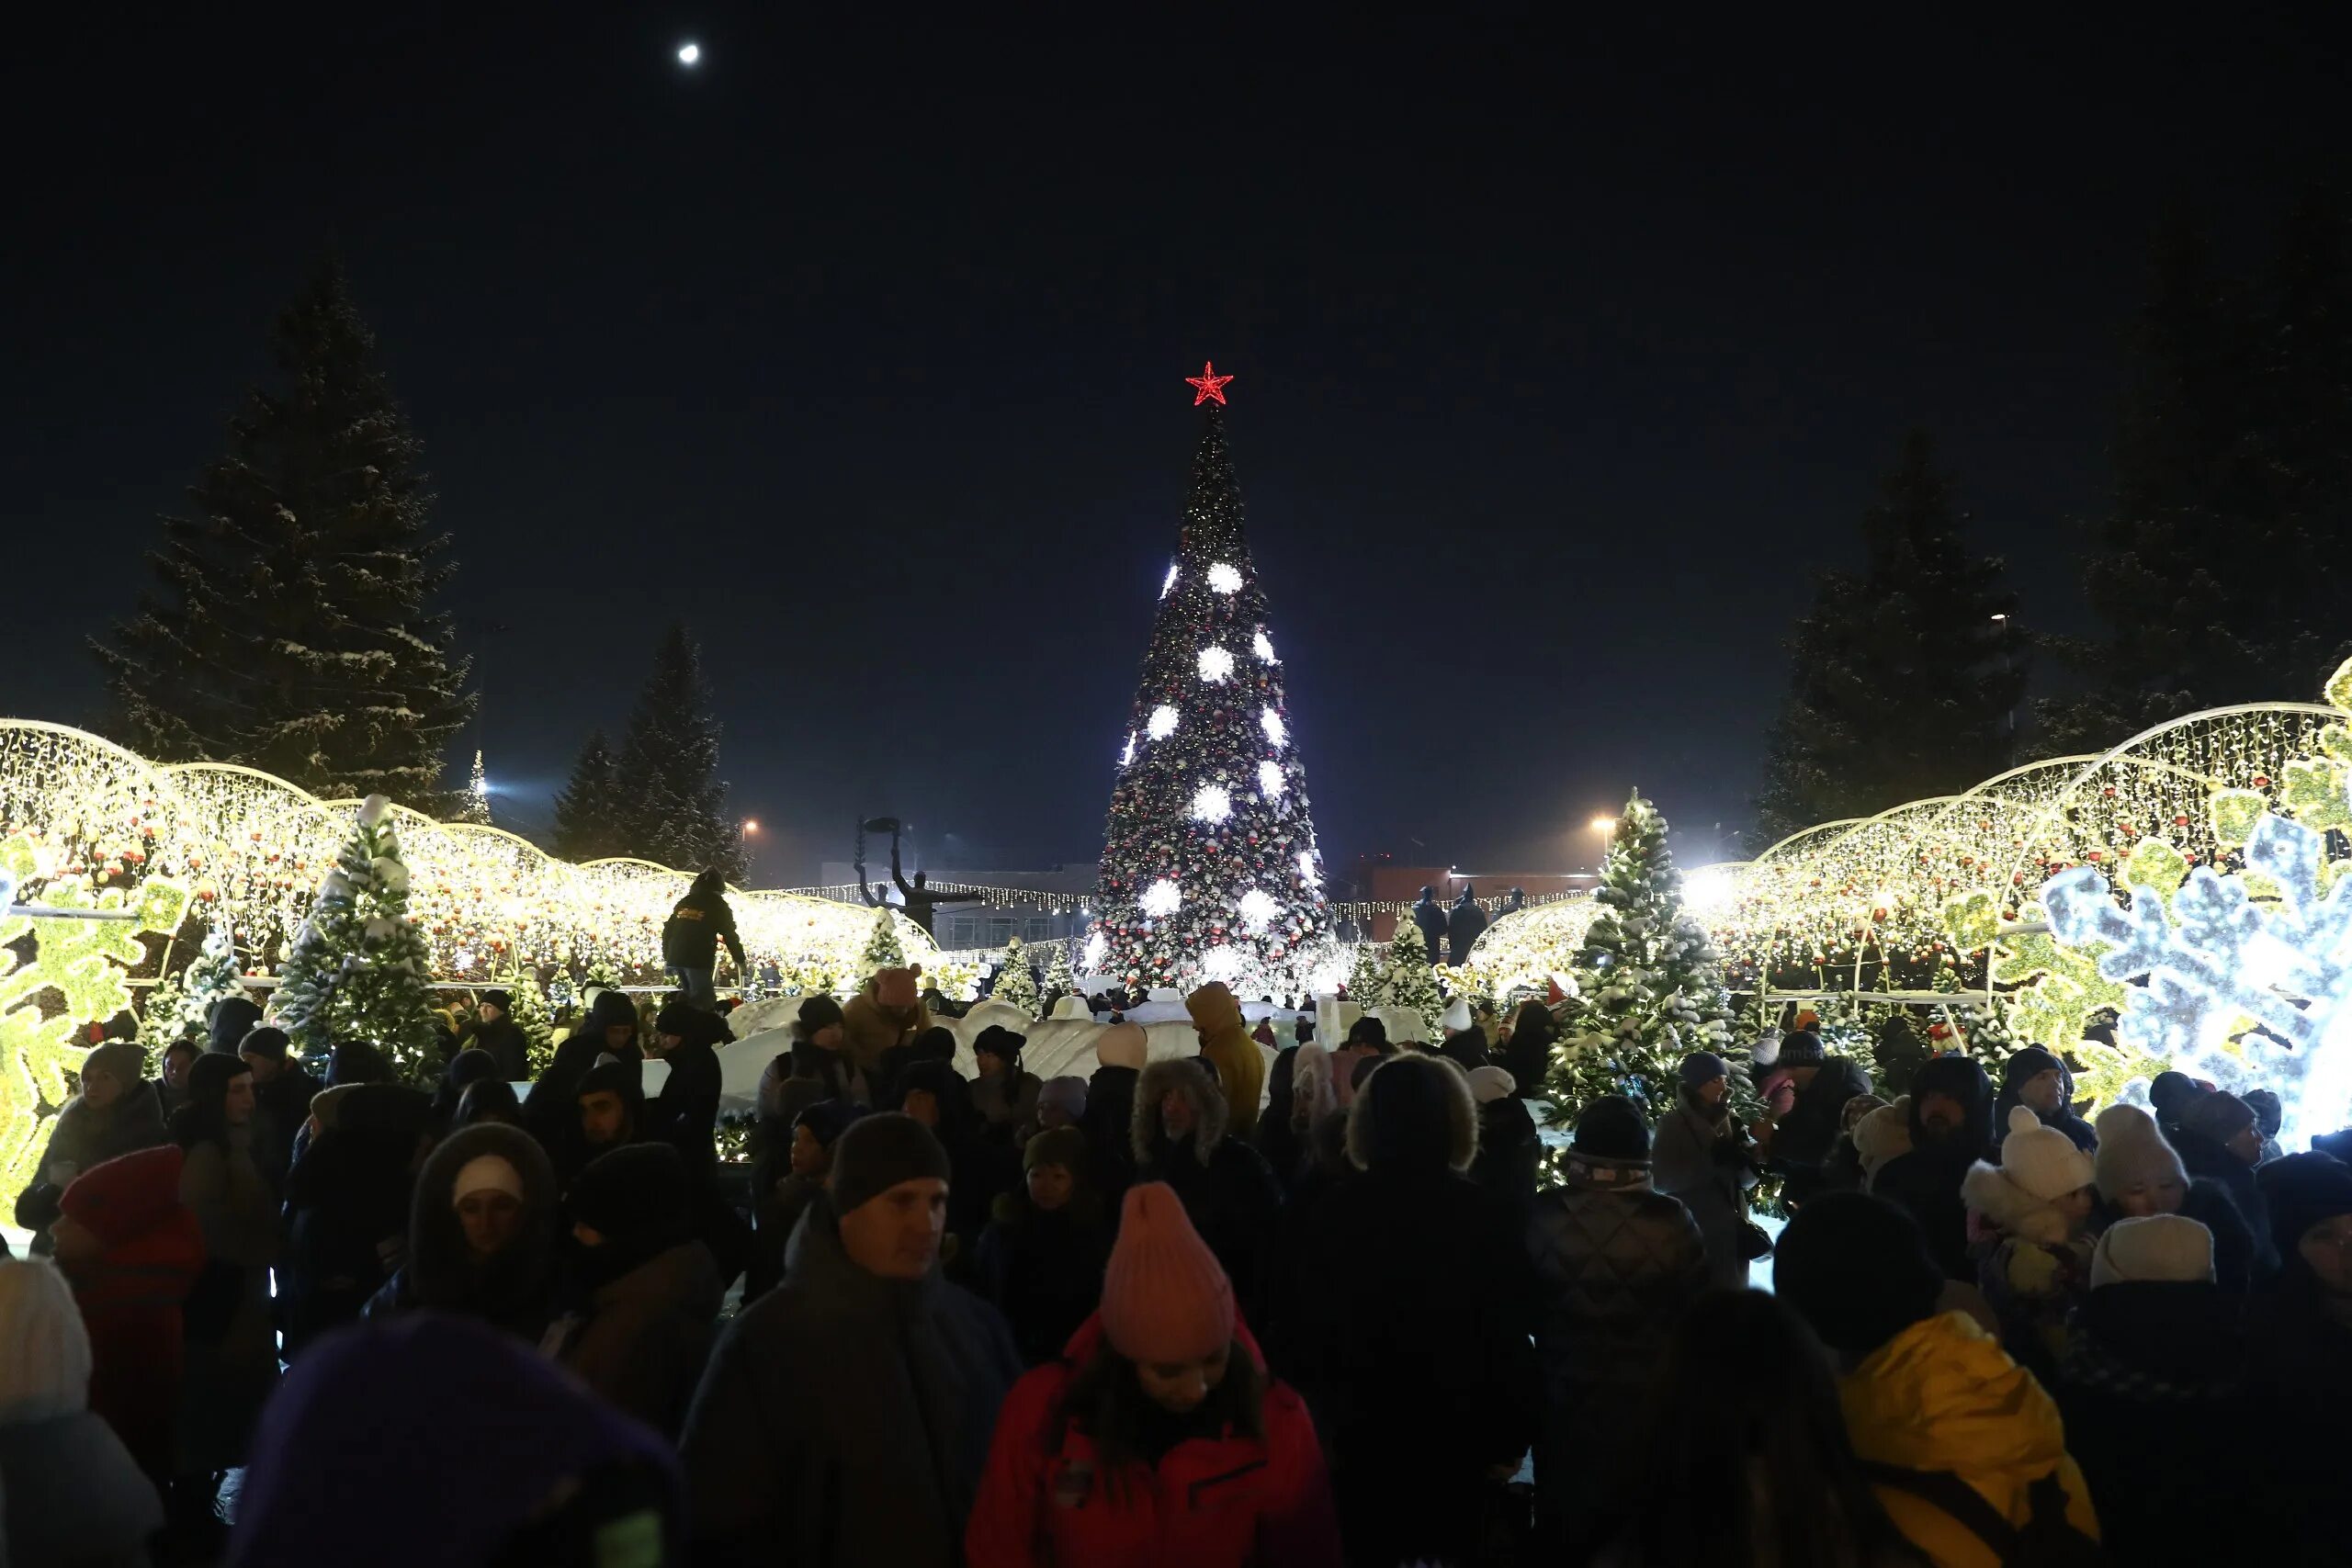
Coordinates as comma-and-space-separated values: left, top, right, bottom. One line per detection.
1100, 1182, 1234, 1363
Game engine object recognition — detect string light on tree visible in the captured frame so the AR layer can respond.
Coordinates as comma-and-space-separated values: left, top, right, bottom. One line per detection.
1160, 562, 1179, 599
1093, 365, 1332, 991
1119, 732, 1137, 767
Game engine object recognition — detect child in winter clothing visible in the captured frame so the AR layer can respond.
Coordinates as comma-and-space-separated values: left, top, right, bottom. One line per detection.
2091, 1102, 2262, 1292
747, 1100, 863, 1301
976, 1126, 1112, 1365
1962, 1105, 2097, 1380
966, 1183, 1342, 1568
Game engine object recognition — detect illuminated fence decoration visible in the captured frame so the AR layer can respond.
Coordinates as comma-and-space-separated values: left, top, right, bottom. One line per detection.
0, 720, 938, 996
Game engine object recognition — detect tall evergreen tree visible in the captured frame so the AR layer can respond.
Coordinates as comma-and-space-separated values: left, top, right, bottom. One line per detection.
1094, 370, 1332, 994
612, 625, 744, 878
2041, 197, 2352, 750
94, 258, 474, 807
551, 730, 627, 862
1757, 431, 2029, 842
456, 750, 492, 825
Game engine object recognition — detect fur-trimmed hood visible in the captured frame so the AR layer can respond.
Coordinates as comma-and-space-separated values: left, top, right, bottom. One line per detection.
1132, 1058, 1227, 1165
1345, 1051, 1478, 1175
1962, 1159, 2074, 1246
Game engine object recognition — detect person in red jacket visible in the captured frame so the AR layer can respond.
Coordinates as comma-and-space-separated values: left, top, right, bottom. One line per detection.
47, 1144, 207, 1481
966, 1181, 1340, 1568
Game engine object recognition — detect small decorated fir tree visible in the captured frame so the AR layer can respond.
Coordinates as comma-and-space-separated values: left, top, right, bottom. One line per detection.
1043, 939, 1075, 1000
992, 936, 1041, 1016
457, 750, 492, 825
860, 907, 906, 974
1347, 941, 1385, 1006
274, 796, 438, 1080
1548, 791, 1735, 1122
504, 964, 556, 1076
141, 920, 247, 1065
1380, 916, 1444, 1034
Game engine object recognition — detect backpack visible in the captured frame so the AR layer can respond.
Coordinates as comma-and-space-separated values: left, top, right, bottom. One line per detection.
1863, 1461, 2106, 1567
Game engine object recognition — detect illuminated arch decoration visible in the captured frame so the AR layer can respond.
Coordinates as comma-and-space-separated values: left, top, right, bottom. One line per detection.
0, 719, 938, 992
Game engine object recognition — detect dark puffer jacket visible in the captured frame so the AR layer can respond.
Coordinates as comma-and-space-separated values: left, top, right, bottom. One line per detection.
365, 1122, 563, 1341
1132, 1059, 1283, 1320
1869, 1053, 1996, 1280
1770, 1055, 1872, 1203
1526, 1145, 1706, 1539
1649, 1091, 1758, 1289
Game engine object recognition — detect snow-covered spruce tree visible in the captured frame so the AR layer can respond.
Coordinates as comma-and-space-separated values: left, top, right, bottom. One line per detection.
1347, 941, 1385, 1007
141, 920, 247, 1063
612, 626, 745, 879
552, 730, 628, 862
992, 936, 1041, 1017
503, 964, 556, 1076
94, 257, 475, 809
274, 796, 438, 1079
1043, 939, 1076, 1000
1548, 792, 1735, 1123
1381, 913, 1445, 1034
1094, 372, 1332, 995
860, 907, 906, 974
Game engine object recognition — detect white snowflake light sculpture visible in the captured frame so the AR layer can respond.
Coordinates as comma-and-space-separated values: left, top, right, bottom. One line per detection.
1261, 708, 1285, 747
1253, 629, 1277, 662
1207, 562, 1243, 593
1258, 760, 1284, 799
1200, 944, 1244, 983
1237, 888, 1281, 931
1197, 646, 1234, 682
2040, 805, 2352, 1153
1148, 705, 1180, 740
1141, 878, 1182, 917
1192, 784, 1232, 822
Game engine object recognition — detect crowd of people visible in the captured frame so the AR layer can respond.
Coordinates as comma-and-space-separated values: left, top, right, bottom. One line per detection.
7, 907, 2352, 1565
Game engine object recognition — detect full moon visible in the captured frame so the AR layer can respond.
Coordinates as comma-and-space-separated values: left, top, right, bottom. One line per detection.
677, 42, 701, 65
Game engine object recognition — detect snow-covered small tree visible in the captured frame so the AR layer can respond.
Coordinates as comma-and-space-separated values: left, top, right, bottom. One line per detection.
582, 953, 621, 992
1381, 916, 1444, 1033
1549, 791, 1736, 1123
503, 964, 556, 1076
140, 920, 248, 1067
992, 936, 1041, 1016
274, 795, 438, 1080
1043, 939, 1076, 1000
1347, 942, 1385, 1006
860, 907, 906, 974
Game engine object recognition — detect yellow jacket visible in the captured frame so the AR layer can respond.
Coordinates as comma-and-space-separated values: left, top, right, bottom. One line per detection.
1184, 982, 1266, 1136
1840, 1312, 2099, 1567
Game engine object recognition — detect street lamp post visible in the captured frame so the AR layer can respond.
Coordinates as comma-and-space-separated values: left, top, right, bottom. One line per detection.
1589, 815, 1617, 871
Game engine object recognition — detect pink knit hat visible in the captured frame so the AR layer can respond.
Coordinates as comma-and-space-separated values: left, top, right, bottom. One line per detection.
1100, 1183, 1234, 1363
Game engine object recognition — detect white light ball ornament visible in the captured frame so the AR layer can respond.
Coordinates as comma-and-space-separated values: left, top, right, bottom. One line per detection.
1193, 784, 1232, 822
1253, 630, 1277, 662
1197, 646, 1234, 682
1258, 760, 1284, 799
677, 42, 701, 64
1237, 889, 1281, 931
1141, 879, 1182, 917
1261, 708, 1285, 747
1148, 705, 1179, 740
1201, 945, 1244, 983
1207, 562, 1243, 593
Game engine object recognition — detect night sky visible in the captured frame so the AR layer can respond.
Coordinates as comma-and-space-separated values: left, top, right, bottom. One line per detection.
9, 10, 2347, 886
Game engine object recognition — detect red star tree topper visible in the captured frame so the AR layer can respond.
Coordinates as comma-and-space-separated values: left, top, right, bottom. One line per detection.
1185, 360, 1236, 406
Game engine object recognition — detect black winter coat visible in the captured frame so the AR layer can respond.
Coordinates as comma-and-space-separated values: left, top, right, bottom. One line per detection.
1870, 1140, 1984, 1281
1445, 900, 1488, 966
651, 1039, 722, 1175
1412, 899, 1448, 959
1471, 1094, 1542, 1217
974, 1195, 1111, 1366
1770, 1056, 1871, 1201
1272, 1167, 1539, 1567
1136, 1132, 1282, 1320
2171, 1128, 2278, 1277
1525, 1155, 1706, 1542
468, 1017, 530, 1083
2055, 1280, 2254, 1566
1081, 1063, 1138, 1205
280, 1111, 420, 1355
253, 1066, 322, 1189
677, 1196, 1023, 1568
662, 886, 743, 968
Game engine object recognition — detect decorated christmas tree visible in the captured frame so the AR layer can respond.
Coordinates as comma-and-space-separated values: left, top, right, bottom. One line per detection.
274, 795, 439, 1080
860, 906, 906, 974
992, 936, 1040, 1016
141, 920, 247, 1065
1043, 939, 1075, 1001
1347, 941, 1385, 1006
457, 750, 492, 825
1548, 791, 1736, 1122
1381, 913, 1445, 1034
503, 963, 556, 1076
1094, 367, 1332, 995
